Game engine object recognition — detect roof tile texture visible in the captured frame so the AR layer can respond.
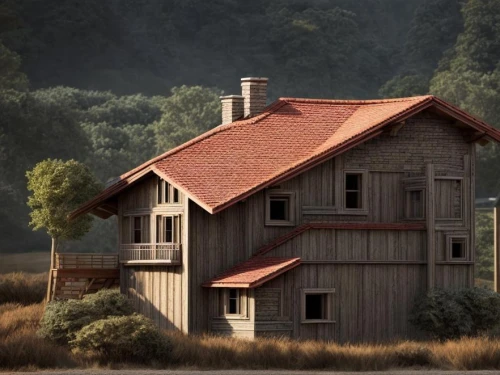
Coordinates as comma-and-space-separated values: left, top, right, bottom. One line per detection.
203, 256, 301, 287
155, 96, 431, 212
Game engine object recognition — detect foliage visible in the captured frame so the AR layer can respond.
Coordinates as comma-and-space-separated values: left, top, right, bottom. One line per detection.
154, 85, 221, 152
26, 159, 102, 242
71, 313, 172, 364
0, 42, 28, 91
379, 74, 429, 98
0, 272, 46, 305
475, 211, 494, 280
410, 287, 500, 340
38, 289, 133, 345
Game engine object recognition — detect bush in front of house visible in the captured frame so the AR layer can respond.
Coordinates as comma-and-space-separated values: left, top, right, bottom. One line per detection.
38, 289, 133, 345
70, 313, 172, 364
410, 287, 500, 340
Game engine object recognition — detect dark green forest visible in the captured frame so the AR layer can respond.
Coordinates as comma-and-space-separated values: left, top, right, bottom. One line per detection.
0, 0, 499, 278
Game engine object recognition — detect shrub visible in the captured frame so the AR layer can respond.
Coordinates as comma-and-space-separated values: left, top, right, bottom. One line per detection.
410, 287, 500, 340
0, 302, 44, 338
71, 313, 172, 364
38, 289, 133, 345
0, 272, 47, 305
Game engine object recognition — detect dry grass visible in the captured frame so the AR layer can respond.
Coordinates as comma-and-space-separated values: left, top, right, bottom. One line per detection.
0, 272, 47, 305
166, 333, 500, 371
2, 300, 500, 370
0, 252, 50, 274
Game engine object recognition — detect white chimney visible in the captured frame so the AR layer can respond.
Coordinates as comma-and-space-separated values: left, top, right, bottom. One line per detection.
241, 77, 268, 117
220, 95, 244, 124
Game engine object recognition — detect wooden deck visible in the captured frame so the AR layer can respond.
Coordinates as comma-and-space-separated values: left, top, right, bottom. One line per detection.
48, 253, 120, 300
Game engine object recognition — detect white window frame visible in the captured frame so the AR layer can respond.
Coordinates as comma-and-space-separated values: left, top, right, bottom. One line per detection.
155, 214, 181, 244
265, 190, 296, 226
341, 170, 368, 214
220, 288, 248, 318
157, 177, 182, 205
301, 288, 335, 324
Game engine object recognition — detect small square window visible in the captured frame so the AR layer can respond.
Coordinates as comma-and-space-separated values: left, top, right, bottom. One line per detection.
265, 191, 295, 226
447, 235, 468, 261
270, 198, 289, 221
301, 289, 335, 323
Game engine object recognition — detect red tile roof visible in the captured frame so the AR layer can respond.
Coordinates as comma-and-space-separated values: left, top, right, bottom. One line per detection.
202, 257, 301, 288
70, 95, 500, 219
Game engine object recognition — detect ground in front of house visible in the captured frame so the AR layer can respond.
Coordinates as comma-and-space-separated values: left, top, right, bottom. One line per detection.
4, 371, 500, 375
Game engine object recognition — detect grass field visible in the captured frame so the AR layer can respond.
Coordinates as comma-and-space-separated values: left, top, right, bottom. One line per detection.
0, 252, 50, 274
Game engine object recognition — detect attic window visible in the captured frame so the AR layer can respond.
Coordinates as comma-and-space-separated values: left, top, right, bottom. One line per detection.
158, 177, 181, 205
265, 191, 295, 226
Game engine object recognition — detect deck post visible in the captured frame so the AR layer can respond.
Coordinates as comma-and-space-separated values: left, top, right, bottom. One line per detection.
426, 164, 435, 290
495, 206, 500, 292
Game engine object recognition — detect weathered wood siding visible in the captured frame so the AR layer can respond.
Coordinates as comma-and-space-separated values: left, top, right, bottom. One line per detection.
121, 265, 184, 330
189, 110, 475, 341
117, 175, 187, 332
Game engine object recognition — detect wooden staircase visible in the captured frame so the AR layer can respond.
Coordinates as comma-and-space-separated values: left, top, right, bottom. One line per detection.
48, 253, 120, 300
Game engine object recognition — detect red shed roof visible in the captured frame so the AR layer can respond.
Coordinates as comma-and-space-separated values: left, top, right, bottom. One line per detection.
70, 95, 500, 218
202, 257, 301, 288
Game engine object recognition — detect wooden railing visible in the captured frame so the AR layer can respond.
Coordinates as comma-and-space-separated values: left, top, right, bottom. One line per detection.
55, 253, 119, 269
120, 243, 181, 264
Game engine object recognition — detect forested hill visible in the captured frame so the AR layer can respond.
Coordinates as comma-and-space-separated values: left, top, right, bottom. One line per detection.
0, 0, 499, 253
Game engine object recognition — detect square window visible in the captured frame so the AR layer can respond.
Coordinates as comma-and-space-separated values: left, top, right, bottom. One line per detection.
270, 198, 289, 221
265, 191, 295, 226
447, 235, 468, 261
301, 289, 335, 323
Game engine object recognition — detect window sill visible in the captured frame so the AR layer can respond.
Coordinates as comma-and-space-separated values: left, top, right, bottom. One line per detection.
337, 209, 368, 216
265, 220, 295, 227
213, 315, 250, 321
301, 320, 336, 324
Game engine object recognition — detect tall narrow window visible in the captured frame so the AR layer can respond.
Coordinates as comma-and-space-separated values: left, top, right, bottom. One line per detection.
157, 177, 164, 204
133, 216, 142, 243
345, 173, 362, 209
173, 188, 179, 203
228, 289, 239, 314
164, 216, 173, 243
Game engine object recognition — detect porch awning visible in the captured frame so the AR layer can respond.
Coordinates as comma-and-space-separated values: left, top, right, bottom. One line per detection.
202, 256, 301, 288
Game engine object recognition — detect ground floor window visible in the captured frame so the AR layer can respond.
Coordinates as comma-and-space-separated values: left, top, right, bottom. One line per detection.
446, 235, 468, 261
301, 288, 335, 323
219, 288, 248, 317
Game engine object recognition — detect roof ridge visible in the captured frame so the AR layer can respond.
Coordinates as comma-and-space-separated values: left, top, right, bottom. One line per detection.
279, 95, 433, 105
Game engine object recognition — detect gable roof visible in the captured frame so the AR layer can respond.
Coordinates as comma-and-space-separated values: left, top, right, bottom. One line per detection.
70, 95, 500, 219
202, 257, 301, 288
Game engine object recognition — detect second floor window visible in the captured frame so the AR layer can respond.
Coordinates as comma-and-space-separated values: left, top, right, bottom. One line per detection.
131, 216, 148, 243
156, 215, 181, 243
345, 173, 362, 209
265, 191, 295, 226
157, 177, 181, 204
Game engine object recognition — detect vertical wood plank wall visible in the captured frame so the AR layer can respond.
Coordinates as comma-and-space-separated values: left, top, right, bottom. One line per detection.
116, 110, 475, 342
188, 111, 475, 341
118, 175, 186, 332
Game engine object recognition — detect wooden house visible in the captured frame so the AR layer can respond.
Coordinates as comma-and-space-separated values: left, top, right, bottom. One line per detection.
71, 77, 500, 342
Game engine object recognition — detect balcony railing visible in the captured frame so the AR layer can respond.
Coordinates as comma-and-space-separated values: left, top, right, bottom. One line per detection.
120, 243, 181, 265
55, 253, 119, 269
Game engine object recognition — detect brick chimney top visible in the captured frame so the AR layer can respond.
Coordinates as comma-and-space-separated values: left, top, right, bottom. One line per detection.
241, 77, 268, 118
220, 95, 244, 124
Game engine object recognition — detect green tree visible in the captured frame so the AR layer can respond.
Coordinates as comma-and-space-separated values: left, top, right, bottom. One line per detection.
476, 211, 494, 281
379, 74, 429, 98
26, 159, 102, 280
0, 42, 28, 91
154, 85, 221, 152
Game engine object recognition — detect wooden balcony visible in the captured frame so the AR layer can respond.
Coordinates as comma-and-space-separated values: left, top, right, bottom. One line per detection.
55, 253, 119, 269
120, 243, 181, 265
